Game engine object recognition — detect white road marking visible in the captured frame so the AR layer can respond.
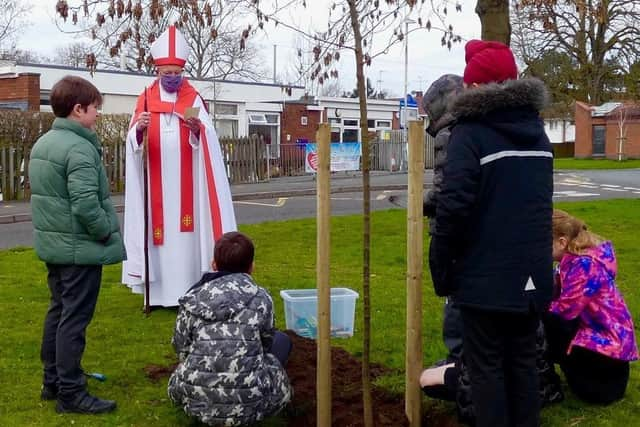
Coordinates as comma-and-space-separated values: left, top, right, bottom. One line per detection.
600, 184, 621, 188
562, 178, 592, 184
234, 198, 288, 207
624, 187, 640, 191
553, 191, 600, 198
376, 194, 387, 200
599, 187, 627, 192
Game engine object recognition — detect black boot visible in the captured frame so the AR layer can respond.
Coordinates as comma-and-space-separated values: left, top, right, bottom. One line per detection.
56, 392, 117, 414
40, 384, 58, 401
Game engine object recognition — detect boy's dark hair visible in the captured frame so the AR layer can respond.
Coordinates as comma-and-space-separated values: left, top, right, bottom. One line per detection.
50, 76, 103, 118
214, 232, 254, 273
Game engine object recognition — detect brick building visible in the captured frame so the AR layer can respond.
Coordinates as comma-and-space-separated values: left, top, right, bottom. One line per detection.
280, 100, 323, 145
575, 101, 640, 159
0, 69, 40, 111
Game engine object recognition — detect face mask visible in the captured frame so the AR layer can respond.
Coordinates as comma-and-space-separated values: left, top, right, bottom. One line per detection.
160, 75, 183, 93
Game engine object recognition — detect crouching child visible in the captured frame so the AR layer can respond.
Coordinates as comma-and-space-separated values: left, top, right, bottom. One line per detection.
168, 232, 292, 426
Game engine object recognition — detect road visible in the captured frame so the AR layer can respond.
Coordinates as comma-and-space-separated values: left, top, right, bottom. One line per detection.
1, 169, 638, 250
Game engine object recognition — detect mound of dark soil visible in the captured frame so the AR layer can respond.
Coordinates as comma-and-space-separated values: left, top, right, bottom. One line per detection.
144, 330, 460, 426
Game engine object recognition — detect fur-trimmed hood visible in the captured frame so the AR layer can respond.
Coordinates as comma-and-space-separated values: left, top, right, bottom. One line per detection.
451, 78, 549, 145
451, 78, 548, 119
422, 74, 463, 137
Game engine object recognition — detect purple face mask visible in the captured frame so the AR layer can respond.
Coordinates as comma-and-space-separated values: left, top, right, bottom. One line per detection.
160, 75, 183, 93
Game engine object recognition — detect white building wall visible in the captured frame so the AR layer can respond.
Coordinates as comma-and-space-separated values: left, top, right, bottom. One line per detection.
14, 63, 305, 112
102, 94, 138, 114
319, 97, 398, 121
544, 119, 576, 144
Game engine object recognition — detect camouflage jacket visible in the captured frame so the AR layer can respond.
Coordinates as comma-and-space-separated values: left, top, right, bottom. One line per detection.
168, 272, 292, 426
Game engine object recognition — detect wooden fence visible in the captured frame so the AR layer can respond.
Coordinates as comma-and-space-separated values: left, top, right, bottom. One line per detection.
0, 111, 435, 201
219, 135, 267, 183
552, 142, 575, 158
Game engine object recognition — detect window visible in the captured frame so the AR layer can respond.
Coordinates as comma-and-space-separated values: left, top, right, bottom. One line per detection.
342, 129, 359, 142
40, 92, 51, 106
266, 114, 278, 124
376, 120, 391, 129
343, 119, 358, 127
249, 114, 268, 124
329, 117, 341, 125
249, 112, 280, 157
367, 119, 375, 129
592, 125, 606, 156
212, 102, 239, 137
301, 116, 308, 126
214, 119, 238, 137
331, 127, 341, 143
213, 103, 238, 115
249, 125, 277, 144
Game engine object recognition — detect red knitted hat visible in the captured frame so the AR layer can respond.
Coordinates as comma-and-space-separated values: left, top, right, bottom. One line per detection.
463, 39, 517, 85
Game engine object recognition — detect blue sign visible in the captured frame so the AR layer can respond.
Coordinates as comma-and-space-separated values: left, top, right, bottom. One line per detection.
399, 94, 417, 108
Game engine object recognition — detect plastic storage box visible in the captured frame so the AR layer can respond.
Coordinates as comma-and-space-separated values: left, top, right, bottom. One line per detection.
280, 288, 359, 339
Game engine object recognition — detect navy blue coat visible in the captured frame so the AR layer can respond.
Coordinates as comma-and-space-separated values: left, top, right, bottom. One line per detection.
429, 78, 554, 313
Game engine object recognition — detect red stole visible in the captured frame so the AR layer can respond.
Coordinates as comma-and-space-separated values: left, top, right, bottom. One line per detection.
131, 79, 221, 245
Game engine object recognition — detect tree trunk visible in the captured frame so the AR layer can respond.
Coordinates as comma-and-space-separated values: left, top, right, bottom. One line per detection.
475, 0, 511, 45
347, 1, 373, 426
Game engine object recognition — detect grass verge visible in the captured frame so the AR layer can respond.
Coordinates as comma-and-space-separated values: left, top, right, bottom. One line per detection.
1, 199, 639, 426
554, 158, 640, 170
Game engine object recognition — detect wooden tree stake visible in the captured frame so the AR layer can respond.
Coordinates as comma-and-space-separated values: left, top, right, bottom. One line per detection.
316, 123, 332, 426
405, 120, 424, 426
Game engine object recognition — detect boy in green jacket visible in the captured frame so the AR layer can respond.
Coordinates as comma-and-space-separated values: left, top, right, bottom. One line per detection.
29, 76, 125, 414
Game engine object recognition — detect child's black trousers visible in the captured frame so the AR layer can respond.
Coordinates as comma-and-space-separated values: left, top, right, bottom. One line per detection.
41, 264, 102, 399
460, 306, 541, 427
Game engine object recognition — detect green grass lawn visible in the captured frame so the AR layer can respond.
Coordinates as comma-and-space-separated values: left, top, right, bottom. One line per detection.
554, 158, 640, 170
1, 199, 640, 426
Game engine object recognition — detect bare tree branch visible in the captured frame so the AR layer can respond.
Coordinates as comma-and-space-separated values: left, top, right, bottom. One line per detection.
54, 1, 266, 81
513, 0, 640, 104
0, 0, 32, 50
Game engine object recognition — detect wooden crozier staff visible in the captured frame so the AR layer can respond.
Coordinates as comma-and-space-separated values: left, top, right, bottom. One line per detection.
142, 88, 151, 314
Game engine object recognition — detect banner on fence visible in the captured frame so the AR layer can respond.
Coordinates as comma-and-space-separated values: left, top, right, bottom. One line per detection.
305, 142, 361, 173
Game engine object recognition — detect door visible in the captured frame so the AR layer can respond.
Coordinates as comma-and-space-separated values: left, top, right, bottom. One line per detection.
592, 125, 605, 156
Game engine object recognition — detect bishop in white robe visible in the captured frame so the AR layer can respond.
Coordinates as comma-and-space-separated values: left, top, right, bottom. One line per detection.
122, 25, 236, 307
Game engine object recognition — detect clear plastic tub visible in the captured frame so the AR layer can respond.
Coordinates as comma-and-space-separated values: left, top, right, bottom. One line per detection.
279, 288, 359, 339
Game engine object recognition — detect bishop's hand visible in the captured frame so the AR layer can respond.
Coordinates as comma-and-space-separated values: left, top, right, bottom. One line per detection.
184, 117, 201, 138
136, 112, 151, 132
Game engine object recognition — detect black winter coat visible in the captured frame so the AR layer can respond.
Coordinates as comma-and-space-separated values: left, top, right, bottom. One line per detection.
429, 78, 554, 313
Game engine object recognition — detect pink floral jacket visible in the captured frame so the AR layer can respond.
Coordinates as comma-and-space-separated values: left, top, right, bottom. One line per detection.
550, 241, 638, 361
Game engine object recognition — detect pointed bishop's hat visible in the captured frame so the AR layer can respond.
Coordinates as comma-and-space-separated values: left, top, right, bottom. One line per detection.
150, 25, 189, 67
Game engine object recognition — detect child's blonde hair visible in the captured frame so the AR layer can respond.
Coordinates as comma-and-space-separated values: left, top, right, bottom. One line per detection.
552, 209, 604, 255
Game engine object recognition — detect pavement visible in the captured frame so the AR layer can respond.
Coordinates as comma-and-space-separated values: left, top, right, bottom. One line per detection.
0, 170, 434, 224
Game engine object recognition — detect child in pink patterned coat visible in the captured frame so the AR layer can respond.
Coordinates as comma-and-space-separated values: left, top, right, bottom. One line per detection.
544, 209, 638, 404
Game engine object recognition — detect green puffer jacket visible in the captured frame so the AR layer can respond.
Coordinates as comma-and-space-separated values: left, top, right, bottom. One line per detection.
29, 118, 125, 265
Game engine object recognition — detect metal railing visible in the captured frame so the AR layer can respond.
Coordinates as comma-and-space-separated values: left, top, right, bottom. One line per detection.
0, 114, 435, 200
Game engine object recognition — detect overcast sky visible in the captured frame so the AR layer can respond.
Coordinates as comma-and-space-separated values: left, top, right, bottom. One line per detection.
20, 1, 481, 96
